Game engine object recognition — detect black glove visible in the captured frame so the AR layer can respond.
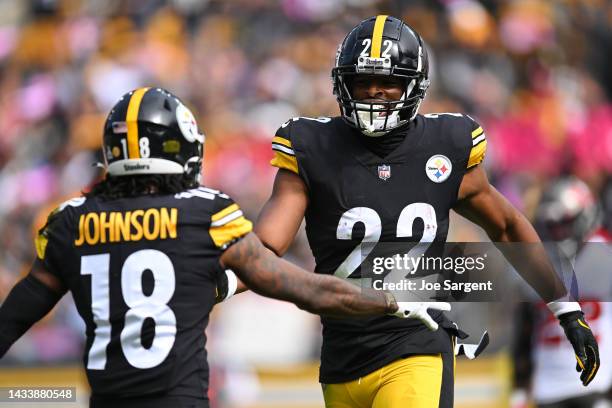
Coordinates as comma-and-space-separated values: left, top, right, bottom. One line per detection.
559, 311, 600, 386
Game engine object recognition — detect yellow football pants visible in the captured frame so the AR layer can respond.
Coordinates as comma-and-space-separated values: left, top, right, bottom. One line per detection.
322, 354, 452, 408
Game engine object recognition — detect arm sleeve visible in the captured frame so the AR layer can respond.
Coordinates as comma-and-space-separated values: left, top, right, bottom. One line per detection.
270, 120, 299, 175
209, 195, 253, 251
0, 271, 64, 358
465, 116, 488, 169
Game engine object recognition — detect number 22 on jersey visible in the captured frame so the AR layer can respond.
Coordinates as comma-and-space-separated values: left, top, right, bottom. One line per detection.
334, 203, 437, 280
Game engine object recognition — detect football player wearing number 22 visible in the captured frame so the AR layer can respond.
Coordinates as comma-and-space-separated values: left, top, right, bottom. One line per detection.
0, 87, 428, 408
255, 15, 600, 408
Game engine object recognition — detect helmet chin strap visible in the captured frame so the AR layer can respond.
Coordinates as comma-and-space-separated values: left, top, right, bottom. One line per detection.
410, 99, 423, 121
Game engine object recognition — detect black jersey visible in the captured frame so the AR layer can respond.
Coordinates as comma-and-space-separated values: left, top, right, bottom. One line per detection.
270, 114, 487, 383
34, 187, 252, 399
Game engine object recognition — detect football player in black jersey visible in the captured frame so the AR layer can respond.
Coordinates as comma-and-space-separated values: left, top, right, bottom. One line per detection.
255, 15, 599, 407
0, 87, 426, 408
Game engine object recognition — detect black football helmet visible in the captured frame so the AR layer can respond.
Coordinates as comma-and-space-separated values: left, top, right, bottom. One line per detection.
535, 176, 600, 257
103, 87, 204, 182
332, 15, 430, 137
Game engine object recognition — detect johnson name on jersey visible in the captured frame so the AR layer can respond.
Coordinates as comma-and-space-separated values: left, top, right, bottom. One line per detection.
271, 113, 486, 383
34, 188, 252, 399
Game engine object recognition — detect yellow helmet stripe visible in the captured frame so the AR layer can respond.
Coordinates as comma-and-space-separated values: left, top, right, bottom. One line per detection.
370, 15, 388, 58
126, 87, 150, 159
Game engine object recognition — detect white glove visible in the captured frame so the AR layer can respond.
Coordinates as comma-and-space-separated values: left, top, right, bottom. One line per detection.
392, 302, 451, 331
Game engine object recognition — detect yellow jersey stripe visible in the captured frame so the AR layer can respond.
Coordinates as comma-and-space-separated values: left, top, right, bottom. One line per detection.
370, 15, 388, 58
472, 133, 486, 146
34, 233, 48, 260
211, 209, 243, 227
270, 151, 299, 174
126, 87, 150, 159
210, 216, 253, 249
272, 136, 292, 148
272, 143, 295, 156
212, 203, 240, 222
467, 139, 487, 168
471, 126, 484, 138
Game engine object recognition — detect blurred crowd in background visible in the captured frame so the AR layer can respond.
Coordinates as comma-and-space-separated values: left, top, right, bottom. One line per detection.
0, 0, 610, 388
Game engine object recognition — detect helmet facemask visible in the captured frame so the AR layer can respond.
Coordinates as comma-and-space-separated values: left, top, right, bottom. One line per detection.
346, 75, 425, 136
334, 70, 429, 136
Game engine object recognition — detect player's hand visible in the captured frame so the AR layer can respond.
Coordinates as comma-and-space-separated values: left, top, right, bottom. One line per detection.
559, 311, 600, 386
392, 302, 451, 331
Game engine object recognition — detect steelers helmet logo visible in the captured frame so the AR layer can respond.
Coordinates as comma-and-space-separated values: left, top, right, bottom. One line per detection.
176, 103, 202, 143
425, 154, 452, 183
112, 146, 121, 158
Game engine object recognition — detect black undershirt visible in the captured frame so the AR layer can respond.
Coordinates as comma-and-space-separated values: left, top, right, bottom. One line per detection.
354, 122, 412, 158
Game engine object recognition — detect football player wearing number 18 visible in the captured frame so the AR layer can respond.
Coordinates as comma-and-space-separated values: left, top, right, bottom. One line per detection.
255, 15, 600, 408
0, 88, 414, 408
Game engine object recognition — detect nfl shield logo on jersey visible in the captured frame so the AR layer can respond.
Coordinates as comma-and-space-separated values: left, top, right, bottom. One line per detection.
378, 164, 391, 181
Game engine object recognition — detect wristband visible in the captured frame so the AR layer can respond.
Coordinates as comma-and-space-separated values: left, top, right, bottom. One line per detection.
224, 269, 238, 301
547, 300, 581, 318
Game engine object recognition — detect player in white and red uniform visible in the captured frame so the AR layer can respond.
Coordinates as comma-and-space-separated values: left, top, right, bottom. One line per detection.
513, 177, 612, 408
